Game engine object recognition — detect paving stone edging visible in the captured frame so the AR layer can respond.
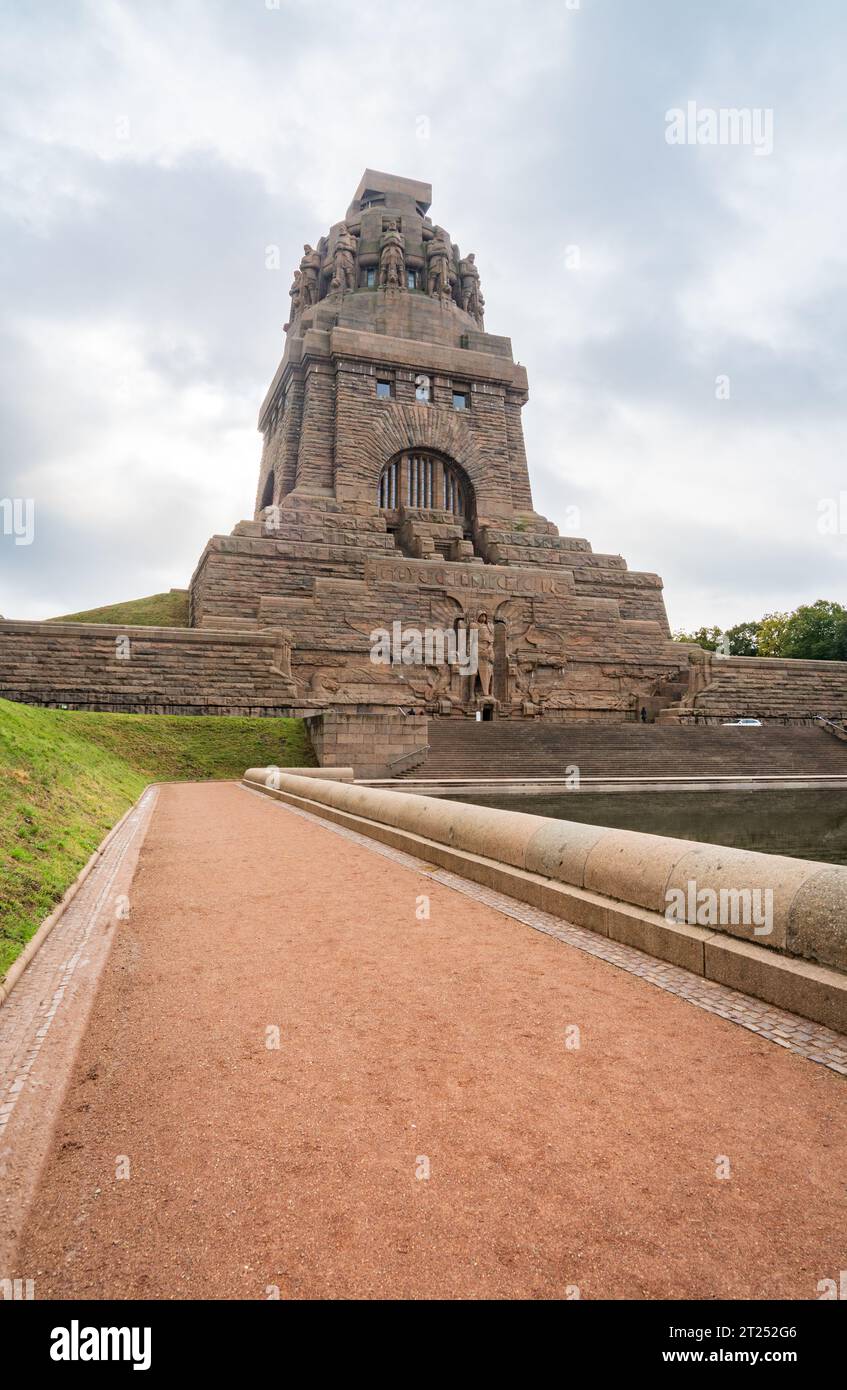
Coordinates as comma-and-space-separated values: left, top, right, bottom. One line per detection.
243, 770, 847, 1035
0, 790, 150, 1008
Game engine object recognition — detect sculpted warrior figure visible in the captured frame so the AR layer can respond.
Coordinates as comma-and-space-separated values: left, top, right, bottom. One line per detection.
459, 252, 484, 326
331, 222, 358, 293
284, 269, 302, 331
298, 244, 322, 307
379, 218, 406, 288
426, 226, 454, 299
474, 611, 495, 699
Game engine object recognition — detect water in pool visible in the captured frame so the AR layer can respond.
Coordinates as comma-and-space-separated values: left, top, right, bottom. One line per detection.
441, 788, 847, 866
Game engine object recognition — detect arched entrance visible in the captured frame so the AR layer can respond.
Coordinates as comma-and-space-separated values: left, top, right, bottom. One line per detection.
378, 451, 477, 560
377, 451, 473, 525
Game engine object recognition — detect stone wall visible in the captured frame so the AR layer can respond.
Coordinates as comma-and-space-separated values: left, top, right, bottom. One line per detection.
672, 654, 847, 724
0, 620, 300, 716
306, 709, 429, 779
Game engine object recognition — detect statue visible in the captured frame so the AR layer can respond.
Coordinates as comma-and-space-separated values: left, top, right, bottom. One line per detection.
331, 222, 358, 293
284, 269, 302, 331
459, 252, 484, 326
473, 611, 495, 699
299, 244, 322, 307
426, 227, 454, 300
379, 219, 406, 289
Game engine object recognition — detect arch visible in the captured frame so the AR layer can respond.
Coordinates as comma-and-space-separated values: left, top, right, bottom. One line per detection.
259, 472, 275, 510
377, 450, 474, 518
367, 403, 488, 501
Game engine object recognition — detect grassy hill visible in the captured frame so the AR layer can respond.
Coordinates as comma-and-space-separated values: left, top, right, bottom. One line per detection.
51, 589, 190, 627
0, 698, 314, 977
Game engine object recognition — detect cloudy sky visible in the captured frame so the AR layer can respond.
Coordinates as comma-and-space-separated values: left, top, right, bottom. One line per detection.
1, 0, 845, 629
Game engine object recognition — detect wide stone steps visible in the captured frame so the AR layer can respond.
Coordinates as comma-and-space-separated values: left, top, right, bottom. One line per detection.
399, 722, 844, 778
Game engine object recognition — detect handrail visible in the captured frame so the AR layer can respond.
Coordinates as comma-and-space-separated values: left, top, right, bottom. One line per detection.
384, 744, 430, 771
815, 714, 847, 741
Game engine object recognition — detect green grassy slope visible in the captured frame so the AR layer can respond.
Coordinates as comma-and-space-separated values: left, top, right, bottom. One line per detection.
0, 699, 314, 976
50, 589, 190, 627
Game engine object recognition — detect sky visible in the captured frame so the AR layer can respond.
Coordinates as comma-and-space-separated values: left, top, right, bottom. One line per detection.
1, 0, 846, 630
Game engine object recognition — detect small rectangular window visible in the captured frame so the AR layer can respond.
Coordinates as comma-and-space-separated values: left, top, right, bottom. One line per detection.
452, 391, 469, 411
407, 269, 417, 290
366, 267, 376, 288
376, 379, 393, 400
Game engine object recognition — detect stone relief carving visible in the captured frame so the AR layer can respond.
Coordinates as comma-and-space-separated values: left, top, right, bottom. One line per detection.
299, 244, 322, 307
379, 218, 406, 288
330, 222, 358, 293
471, 611, 495, 699
284, 269, 302, 331
426, 226, 454, 300
459, 252, 484, 327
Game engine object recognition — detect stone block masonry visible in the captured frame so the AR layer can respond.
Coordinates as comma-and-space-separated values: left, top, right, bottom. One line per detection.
3, 168, 847, 731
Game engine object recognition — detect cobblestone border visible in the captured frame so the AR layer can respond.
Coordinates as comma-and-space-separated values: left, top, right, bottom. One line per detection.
0, 788, 158, 1143
242, 785, 847, 1078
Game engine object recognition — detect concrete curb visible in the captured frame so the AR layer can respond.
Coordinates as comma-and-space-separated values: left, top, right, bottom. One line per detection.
243, 770, 847, 1033
0, 795, 142, 1009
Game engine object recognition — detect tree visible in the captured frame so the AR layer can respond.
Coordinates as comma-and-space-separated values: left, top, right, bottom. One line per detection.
756, 612, 791, 657
674, 602, 847, 660
779, 600, 847, 661
725, 621, 760, 656
672, 625, 725, 651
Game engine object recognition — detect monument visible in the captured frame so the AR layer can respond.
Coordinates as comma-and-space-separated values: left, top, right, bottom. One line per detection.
189, 169, 687, 722
2, 169, 846, 772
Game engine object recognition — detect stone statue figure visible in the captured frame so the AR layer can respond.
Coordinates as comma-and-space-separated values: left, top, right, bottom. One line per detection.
299, 244, 322, 307
284, 269, 302, 331
426, 227, 454, 300
331, 222, 358, 293
473, 611, 495, 699
379, 218, 406, 288
459, 252, 484, 326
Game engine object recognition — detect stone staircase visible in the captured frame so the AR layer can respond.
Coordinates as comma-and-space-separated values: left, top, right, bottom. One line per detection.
397, 720, 847, 780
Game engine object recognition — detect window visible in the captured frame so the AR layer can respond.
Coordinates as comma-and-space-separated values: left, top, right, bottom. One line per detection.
407, 454, 436, 508
415, 374, 431, 403
365, 267, 376, 288
452, 390, 469, 411
378, 458, 400, 509
407, 269, 417, 290
378, 453, 471, 519
376, 379, 393, 400
443, 462, 466, 516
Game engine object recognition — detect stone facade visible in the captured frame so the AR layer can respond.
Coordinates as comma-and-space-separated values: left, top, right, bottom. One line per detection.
188, 169, 690, 723
3, 168, 847, 732
665, 651, 847, 725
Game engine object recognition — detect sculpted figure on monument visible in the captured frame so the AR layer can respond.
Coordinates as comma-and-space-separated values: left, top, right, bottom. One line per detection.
379, 218, 406, 288
426, 227, 454, 300
459, 252, 484, 326
299, 244, 322, 307
331, 222, 358, 293
284, 269, 302, 330
474, 611, 495, 699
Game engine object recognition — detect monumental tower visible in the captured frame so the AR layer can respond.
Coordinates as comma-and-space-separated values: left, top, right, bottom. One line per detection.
3, 168, 846, 752
188, 169, 686, 720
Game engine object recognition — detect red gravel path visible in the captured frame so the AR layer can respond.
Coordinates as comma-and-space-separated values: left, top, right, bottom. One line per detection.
12, 782, 846, 1299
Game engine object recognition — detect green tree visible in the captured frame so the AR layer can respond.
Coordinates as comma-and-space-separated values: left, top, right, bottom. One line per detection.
724, 620, 760, 656
779, 600, 847, 660
756, 612, 791, 657
672, 625, 725, 651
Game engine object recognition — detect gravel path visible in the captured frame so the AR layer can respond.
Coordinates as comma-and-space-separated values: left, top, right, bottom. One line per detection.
8, 781, 846, 1300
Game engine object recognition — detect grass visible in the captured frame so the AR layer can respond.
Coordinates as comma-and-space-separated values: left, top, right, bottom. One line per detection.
0, 698, 314, 977
50, 589, 190, 627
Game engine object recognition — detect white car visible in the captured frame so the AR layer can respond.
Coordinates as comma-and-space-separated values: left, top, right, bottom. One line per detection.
721, 718, 762, 726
